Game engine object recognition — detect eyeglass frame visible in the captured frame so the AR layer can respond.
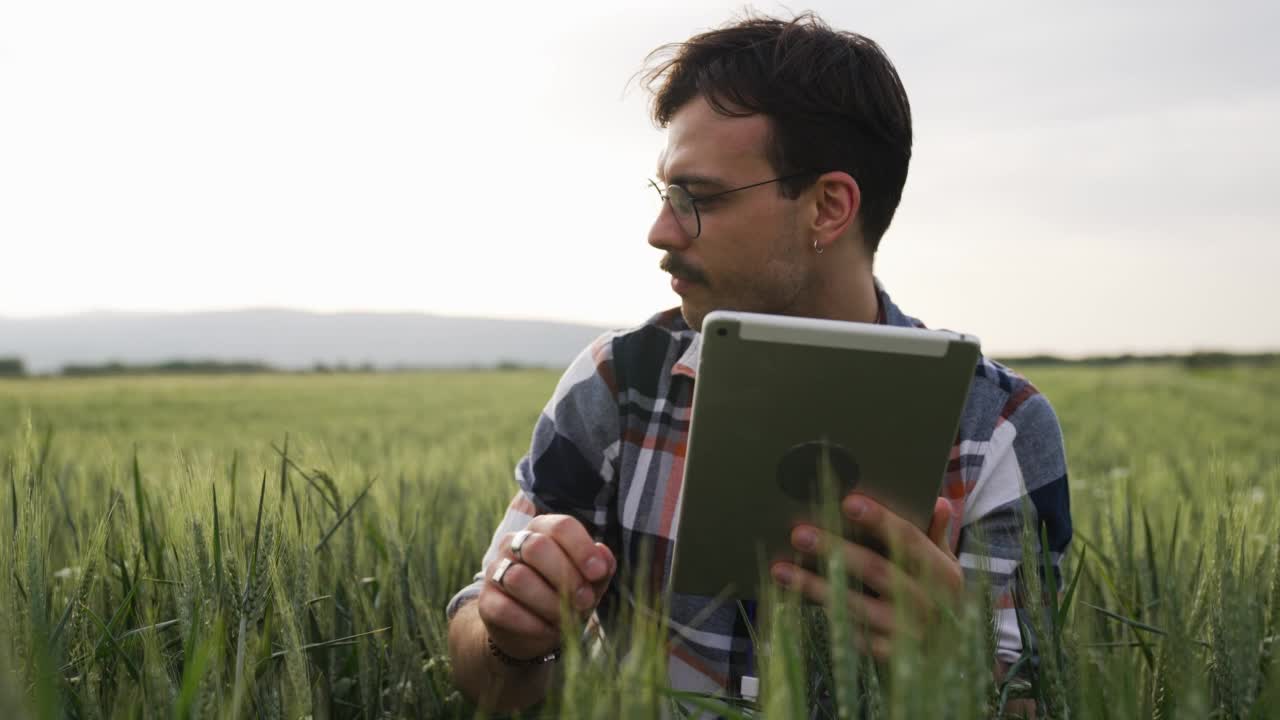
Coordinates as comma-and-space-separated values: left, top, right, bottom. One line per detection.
647, 170, 826, 239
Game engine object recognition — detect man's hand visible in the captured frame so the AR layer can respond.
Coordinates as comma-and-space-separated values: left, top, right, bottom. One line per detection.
478, 514, 616, 661
769, 494, 964, 660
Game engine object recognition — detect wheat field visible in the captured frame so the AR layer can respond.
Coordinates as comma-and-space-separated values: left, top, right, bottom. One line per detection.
1, 364, 1277, 718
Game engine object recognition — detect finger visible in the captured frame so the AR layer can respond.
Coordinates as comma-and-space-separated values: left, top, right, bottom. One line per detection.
529, 515, 614, 583
789, 526, 933, 619
843, 494, 947, 576
769, 562, 897, 636
926, 498, 957, 557
489, 557, 579, 626
501, 530, 594, 610
853, 499, 965, 597
589, 542, 616, 596
771, 558, 903, 658
477, 583, 560, 657
851, 629, 895, 662
842, 494, 919, 556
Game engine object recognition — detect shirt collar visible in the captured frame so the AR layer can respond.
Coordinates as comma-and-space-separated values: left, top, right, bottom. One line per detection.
671, 277, 913, 379
876, 276, 921, 329
672, 333, 701, 378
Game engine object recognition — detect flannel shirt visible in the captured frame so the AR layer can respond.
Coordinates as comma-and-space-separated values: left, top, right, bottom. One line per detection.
447, 279, 1072, 698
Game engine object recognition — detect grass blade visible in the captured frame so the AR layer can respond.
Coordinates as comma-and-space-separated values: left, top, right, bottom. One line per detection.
175, 614, 222, 720
131, 447, 151, 572
314, 477, 375, 554
50, 594, 76, 648
1166, 505, 1182, 588
1056, 545, 1088, 640
35, 424, 54, 480
79, 601, 142, 684
232, 470, 268, 720
271, 442, 340, 514
277, 434, 303, 533
8, 453, 17, 540
277, 434, 289, 503
1041, 522, 1061, 632
228, 450, 239, 527
1084, 601, 1169, 636
90, 577, 139, 661
53, 467, 80, 555
213, 483, 224, 607
658, 688, 755, 720
1142, 507, 1160, 612
264, 626, 391, 662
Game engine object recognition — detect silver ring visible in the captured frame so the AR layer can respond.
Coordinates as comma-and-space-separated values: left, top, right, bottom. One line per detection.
510, 529, 533, 563
491, 557, 515, 587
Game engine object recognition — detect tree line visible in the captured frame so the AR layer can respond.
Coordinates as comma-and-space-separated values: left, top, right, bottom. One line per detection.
1, 352, 1276, 379
0, 357, 546, 377
1000, 352, 1280, 369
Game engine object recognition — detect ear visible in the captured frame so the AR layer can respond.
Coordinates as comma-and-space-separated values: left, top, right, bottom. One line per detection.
810, 171, 861, 253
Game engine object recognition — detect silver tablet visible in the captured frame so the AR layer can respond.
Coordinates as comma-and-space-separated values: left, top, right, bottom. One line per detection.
669, 310, 980, 599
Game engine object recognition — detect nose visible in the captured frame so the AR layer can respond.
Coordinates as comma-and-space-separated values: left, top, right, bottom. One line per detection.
647, 199, 692, 253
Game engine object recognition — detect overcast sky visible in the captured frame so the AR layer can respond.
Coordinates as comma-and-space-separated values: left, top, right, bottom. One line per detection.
1, 0, 1276, 356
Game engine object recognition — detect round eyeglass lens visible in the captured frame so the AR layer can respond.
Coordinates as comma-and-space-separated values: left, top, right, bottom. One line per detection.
664, 185, 699, 237
648, 180, 700, 237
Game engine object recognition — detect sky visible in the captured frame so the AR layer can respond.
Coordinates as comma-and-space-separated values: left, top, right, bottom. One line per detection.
1, 0, 1277, 356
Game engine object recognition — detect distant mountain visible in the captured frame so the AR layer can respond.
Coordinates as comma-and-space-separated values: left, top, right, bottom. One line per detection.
0, 310, 615, 374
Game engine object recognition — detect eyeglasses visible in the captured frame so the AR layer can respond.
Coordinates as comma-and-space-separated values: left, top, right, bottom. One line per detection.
648, 171, 821, 239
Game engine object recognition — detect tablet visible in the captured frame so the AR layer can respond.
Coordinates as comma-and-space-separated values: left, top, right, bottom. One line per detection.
669, 310, 980, 599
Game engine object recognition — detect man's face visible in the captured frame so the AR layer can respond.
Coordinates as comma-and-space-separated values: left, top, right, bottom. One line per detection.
648, 95, 814, 331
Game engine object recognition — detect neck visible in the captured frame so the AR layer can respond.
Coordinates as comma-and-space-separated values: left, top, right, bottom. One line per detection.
806, 246, 879, 324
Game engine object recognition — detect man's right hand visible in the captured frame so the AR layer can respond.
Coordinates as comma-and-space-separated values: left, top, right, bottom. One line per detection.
477, 514, 617, 661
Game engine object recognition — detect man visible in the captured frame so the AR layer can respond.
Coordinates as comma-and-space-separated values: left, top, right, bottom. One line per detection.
446, 12, 1071, 715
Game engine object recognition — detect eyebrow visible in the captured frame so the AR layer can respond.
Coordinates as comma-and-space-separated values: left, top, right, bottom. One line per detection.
666, 174, 728, 193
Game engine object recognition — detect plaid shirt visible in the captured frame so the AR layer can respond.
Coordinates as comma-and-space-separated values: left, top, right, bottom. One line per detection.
448, 280, 1072, 698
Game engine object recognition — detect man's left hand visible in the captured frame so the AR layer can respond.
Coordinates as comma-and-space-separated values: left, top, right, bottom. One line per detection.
769, 494, 964, 660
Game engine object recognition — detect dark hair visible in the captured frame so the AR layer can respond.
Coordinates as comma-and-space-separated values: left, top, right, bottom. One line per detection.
642, 12, 912, 253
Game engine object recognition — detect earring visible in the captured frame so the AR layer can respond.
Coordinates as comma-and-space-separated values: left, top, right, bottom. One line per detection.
814, 239, 824, 255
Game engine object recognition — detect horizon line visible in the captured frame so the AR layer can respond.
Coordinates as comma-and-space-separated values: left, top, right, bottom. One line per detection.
0, 305, 616, 327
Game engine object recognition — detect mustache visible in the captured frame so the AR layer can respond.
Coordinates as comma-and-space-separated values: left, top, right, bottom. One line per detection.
659, 254, 708, 285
